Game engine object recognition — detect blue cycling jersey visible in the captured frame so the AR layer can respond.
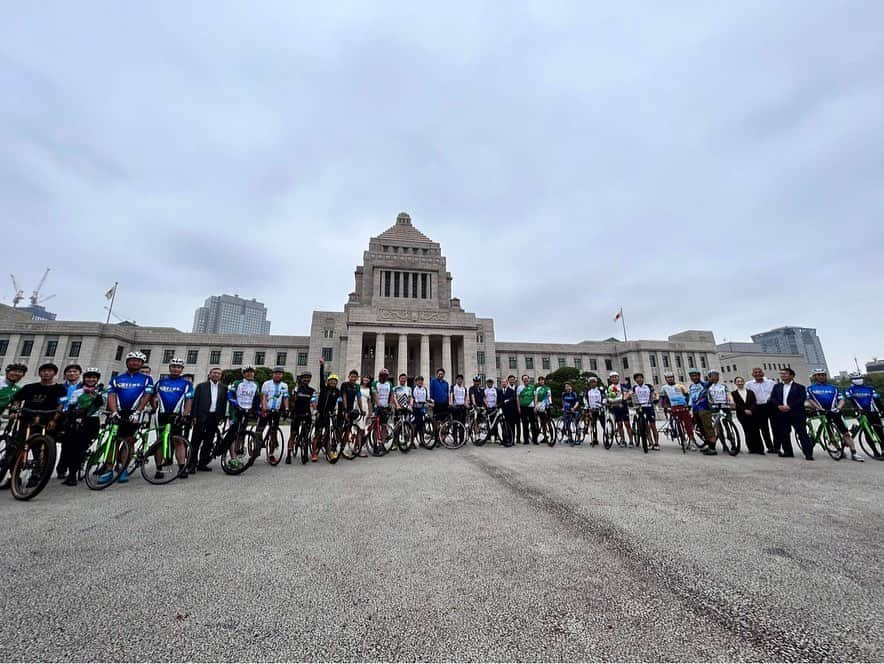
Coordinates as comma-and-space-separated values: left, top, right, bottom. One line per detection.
806, 383, 841, 411
108, 372, 154, 411
155, 376, 194, 414
562, 392, 580, 412
844, 385, 880, 412
688, 381, 710, 410
60, 380, 82, 412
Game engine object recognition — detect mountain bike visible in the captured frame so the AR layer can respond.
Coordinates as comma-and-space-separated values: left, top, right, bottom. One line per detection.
119, 413, 191, 484
850, 411, 883, 459
1, 408, 58, 501
470, 407, 512, 447
805, 409, 845, 461
710, 405, 741, 456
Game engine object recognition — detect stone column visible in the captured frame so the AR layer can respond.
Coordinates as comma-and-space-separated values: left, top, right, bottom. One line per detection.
397, 333, 409, 378
442, 334, 452, 378
420, 334, 430, 379
463, 334, 478, 381
374, 332, 386, 376
345, 329, 363, 376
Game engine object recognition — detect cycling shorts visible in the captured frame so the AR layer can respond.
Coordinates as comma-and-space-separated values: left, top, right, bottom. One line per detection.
610, 404, 629, 423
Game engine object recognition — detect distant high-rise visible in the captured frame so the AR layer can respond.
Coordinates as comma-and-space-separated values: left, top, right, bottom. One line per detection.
192, 294, 271, 335
17, 304, 57, 321
751, 326, 828, 374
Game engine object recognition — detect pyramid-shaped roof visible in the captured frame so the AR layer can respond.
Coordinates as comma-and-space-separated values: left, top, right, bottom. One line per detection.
375, 212, 433, 244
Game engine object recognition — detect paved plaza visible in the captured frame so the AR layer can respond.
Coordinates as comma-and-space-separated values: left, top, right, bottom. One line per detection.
2, 443, 882, 662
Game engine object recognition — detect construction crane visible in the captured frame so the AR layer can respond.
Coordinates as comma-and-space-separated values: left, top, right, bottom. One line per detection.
9, 274, 24, 307
29, 268, 52, 306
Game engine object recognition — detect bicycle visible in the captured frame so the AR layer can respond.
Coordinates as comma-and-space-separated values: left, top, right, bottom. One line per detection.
123, 413, 191, 484
424, 404, 467, 450
287, 413, 313, 465
583, 407, 604, 446
470, 407, 512, 447
390, 407, 414, 453
339, 410, 366, 460
364, 408, 394, 457
216, 409, 261, 473
536, 407, 558, 446
603, 407, 626, 449
630, 406, 651, 454
313, 411, 343, 463
710, 405, 741, 456
1, 408, 58, 500
259, 410, 286, 466
561, 408, 585, 445
804, 409, 845, 461
850, 411, 883, 459
415, 404, 436, 449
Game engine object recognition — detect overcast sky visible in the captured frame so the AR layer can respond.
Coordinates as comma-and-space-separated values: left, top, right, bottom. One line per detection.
3, 1, 883, 373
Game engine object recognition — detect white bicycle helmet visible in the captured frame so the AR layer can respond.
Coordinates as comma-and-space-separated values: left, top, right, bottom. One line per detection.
169, 358, 185, 367
849, 371, 863, 384
83, 367, 101, 377
126, 351, 147, 362
609, 371, 620, 378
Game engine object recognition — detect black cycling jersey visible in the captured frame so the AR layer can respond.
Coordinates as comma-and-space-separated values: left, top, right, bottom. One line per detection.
316, 364, 340, 415
340, 381, 360, 412
468, 385, 484, 408
290, 382, 315, 417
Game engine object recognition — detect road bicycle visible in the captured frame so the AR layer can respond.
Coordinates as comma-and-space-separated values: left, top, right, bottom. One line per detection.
287, 413, 313, 465
603, 407, 627, 449
410, 404, 434, 449
850, 411, 883, 459
339, 410, 366, 460
423, 404, 467, 450
583, 407, 604, 446
312, 411, 343, 463
470, 407, 512, 447
710, 405, 741, 456
390, 407, 414, 453
560, 408, 585, 445
630, 406, 652, 453
804, 409, 845, 461
364, 408, 394, 456
259, 410, 286, 466
0, 408, 58, 501
536, 407, 558, 446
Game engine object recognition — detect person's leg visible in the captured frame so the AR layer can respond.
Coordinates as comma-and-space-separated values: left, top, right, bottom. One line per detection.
520, 410, 530, 444
529, 408, 539, 443
793, 416, 813, 459
755, 406, 773, 452
776, 415, 795, 456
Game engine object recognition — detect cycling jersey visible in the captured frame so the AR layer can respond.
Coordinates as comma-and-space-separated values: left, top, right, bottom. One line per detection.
372, 380, 392, 408
483, 387, 498, 408
0, 378, 22, 413
606, 384, 626, 407
290, 383, 315, 417
518, 384, 536, 408
228, 379, 260, 411
468, 385, 484, 407
155, 376, 194, 414
393, 384, 412, 408
707, 383, 728, 407
340, 381, 361, 411
108, 372, 154, 411
412, 385, 428, 405
632, 384, 653, 406
451, 384, 467, 406
562, 391, 580, 412
806, 383, 841, 411
586, 387, 604, 410
60, 380, 82, 412
659, 384, 689, 407
261, 379, 290, 411
535, 385, 551, 411
688, 381, 710, 410
844, 384, 881, 412
66, 385, 105, 418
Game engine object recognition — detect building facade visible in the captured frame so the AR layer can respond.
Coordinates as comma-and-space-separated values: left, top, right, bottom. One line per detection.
192, 294, 272, 335
751, 326, 828, 374
0, 213, 812, 386
716, 342, 809, 385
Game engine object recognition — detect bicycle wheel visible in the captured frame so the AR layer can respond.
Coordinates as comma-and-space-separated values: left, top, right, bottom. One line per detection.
603, 417, 615, 449
822, 421, 844, 461
10, 435, 56, 501
542, 418, 557, 447
141, 436, 186, 485
439, 420, 467, 449
419, 420, 437, 450
324, 426, 342, 464
266, 427, 285, 466
637, 417, 648, 454
341, 424, 363, 460
367, 424, 391, 457
573, 417, 586, 443
0, 434, 10, 487
722, 419, 741, 456
393, 421, 413, 453
497, 418, 513, 446
856, 427, 882, 459
673, 418, 688, 453
220, 430, 250, 475
473, 414, 489, 446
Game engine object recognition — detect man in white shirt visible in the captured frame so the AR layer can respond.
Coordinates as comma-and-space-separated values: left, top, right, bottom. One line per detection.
746, 367, 777, 452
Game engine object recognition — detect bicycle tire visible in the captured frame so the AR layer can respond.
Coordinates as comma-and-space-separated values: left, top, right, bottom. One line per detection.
266, 427, 285, 466
220, 427, 251, 475
324, 426, 343, 464
84, 437, 123, 490
497, 418, 513, 446
856, 427, 881, 459
439, 420, 467, 449
603, 417, 615, 449
637, 415, 648, 454
0, 434, 9, 487
141, 437, 185, 485
822, 420, 844, 461
543, 418, 557, 447
10, 434, 56, 501
341, 424, 363, 460
722, 419, 741, 456
393, 421, 413, 453
473, 414, 489, 446
420, 420, 437, 450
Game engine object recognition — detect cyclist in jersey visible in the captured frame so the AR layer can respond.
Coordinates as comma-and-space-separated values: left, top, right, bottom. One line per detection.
451, 374, 468, 429
806, 369, 863, 461
688, 369, 717, 454
584, 377, 604, 446
658, 371, 692, 443
631, 373, 659, 450
107, 352, 154, 481
372, 368, 393, 426
412, 375, 428, 449
311, 360, 341, 462
561, 382, 581, 444
340, 369, 361, 428
0, 363, 26, 416
59, 367, 105, 486
286, 370, 315, 464
225, 366, 260, 469
259, 366, 290, 463
535, 375, 552, 416
153, 358, 194, 479
55, 364, 83, 478
468, 376, 484, 410
844, 372, 883, 459
393, 373, 413, 412
606, 372, 633, 446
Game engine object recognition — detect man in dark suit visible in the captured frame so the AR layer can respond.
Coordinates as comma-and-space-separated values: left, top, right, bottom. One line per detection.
769, 368, 813, 460
188, 367, 228, 472
732, 376, 764, 454
501, 375, 520, 446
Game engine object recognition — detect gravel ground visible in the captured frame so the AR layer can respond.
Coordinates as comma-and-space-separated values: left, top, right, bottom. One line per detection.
1, 440, 882, 662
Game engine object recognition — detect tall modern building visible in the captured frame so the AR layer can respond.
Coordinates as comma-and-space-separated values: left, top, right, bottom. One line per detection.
751, 326, 828, 374
192, 294, 271, 335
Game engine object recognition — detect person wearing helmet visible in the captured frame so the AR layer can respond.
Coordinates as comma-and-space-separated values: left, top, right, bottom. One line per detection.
0, 363, 27, 416
224, 366, 260, 469
59, 368, 105, 485
258, 367, 290, 464
311, 359, 342, 462
468, 376, 484, 411
54, 363, 84, 478
106, 352, 154, 481
844, 372, 883, 459
584, 376, 605, 445
806, 369, 863, 461
605, 372, 633, 446
285, 369, 315, 464
393, 372, 413, 415
632, 373, 659, 450
687, 368, 717, 454
152, 359, 195, 479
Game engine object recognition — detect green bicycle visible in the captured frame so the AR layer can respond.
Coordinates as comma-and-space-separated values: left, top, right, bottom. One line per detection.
804, 409, 845, 461
850, 411, 883, 459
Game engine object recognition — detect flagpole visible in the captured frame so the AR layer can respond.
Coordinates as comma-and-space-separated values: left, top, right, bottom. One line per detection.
105, 282, 118, 324
620, 306, 628, 342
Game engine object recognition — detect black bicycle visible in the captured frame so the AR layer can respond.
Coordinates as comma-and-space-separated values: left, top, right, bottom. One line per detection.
630, 406, 652, 454
1, 408, 59, 501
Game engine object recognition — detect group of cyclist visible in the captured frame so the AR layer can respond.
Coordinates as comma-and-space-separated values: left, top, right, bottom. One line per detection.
1, 352, 882, 496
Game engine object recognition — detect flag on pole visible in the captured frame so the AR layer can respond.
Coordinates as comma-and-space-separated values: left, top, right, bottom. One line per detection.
614, 308, 623, 322
105, 285, 117, 300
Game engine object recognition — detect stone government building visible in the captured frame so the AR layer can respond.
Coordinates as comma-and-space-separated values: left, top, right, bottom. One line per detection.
0, 213, 806, 385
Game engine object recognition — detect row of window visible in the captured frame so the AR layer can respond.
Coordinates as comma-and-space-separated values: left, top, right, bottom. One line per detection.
381, 245, 430, 255
109, 347, 327, 368
648, 353, 707, 369
495, 356, 612, 372
380, 271, 431, 299
0, 339, 82, 358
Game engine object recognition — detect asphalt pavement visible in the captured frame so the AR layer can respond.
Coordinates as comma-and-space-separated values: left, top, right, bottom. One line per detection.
1, 440, 882, 662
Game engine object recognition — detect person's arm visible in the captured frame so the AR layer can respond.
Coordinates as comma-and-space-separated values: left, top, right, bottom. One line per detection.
183, 384, 194, 417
